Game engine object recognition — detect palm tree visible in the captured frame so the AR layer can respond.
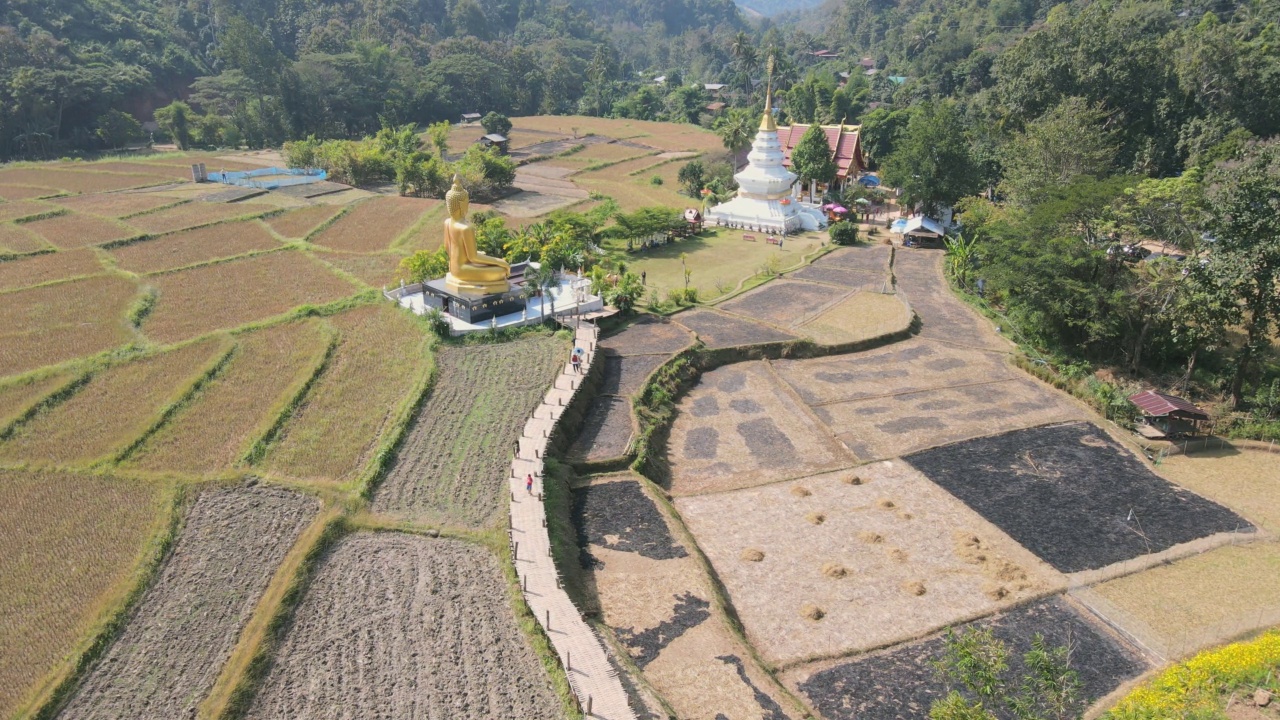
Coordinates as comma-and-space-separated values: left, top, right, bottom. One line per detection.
716, 108, 756, 170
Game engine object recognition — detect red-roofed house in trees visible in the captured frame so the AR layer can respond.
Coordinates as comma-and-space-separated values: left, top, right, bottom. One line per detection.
776, 123, 867, 191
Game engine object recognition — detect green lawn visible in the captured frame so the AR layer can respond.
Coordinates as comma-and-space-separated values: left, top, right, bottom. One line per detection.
604, 226, 830, 302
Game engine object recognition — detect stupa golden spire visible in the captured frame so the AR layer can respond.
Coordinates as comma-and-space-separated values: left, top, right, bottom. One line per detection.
760, 55, 777, 132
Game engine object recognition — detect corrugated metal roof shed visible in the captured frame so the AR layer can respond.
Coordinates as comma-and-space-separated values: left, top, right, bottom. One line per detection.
1128, 390, 1210, 420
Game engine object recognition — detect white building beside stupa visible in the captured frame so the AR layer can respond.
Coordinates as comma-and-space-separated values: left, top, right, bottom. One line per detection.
705, 94, 827, 234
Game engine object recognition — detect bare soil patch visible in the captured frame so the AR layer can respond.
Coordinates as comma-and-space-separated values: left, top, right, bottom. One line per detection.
568, 395, 634, 464
262, 203, 344, 239
128, 321, 331, 474
371, 334, 565, 526
906, 422, 1253, 573
667, 361, 855, 495
600, 315, 694, 356
675, 461, 1063, 666
892, 249, 1007, 350
1156, 448, 1280, 533
789, 263, 887, 289
790, 596, 1148, 720
50, 193, 181, 218
672, 307, 798, 349
0, 275, 138, 379
799, 291, 912, 346
0, 247, 102, 291
0, 339, 224, 466
309, 196, 429, 252
245, 533, 560, 720
23, 212, 138, 249
719, 279, 850, 329
127, 201, 271, 234
575, 474, 794, 719
0, 223, 49, 254
143, 251, 358, 343
109, 220, 281, 273
601, 352, 667, 396
59, 484, 318, 720
264, 305, 427, 484
0, 471, 168, 719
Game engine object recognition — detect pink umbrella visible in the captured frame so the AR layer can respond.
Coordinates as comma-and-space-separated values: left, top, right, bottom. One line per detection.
832, 205, 849, 214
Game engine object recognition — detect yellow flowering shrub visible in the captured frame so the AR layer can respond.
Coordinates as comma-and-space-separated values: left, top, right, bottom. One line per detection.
1106, 629, 1280, 719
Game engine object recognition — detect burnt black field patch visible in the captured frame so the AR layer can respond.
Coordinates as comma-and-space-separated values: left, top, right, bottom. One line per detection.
599, 316, 692, 355
906, 423, 1252, 573
684, 427, 719, 459
574, 480, 688, 568
601, 353, 667, 397
738, 418, 796, 464
615, 592, 710, 668
568, 396, 633, 463
798, 596, 1148, 720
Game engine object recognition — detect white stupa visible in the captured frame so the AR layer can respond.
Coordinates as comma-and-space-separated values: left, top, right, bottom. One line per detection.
705, 90, 827, 234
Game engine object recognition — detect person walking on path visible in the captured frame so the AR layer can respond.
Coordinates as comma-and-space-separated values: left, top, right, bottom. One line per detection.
526, 473, 534, 494
571, 351, 582, 374
641, 271, 646, 285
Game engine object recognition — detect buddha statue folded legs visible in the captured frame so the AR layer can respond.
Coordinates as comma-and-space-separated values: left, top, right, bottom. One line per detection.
442, 175, 512, 295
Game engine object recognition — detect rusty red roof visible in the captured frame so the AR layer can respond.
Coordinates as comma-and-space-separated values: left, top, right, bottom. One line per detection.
777, 124, 866, 180
1128, 390, 1210, 420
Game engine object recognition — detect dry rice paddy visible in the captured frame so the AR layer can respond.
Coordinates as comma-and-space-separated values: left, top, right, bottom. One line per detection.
126, 321, 332, 474
127, 201, 271, 234
0, 168, 170, 194
563, 142, 653, 165
263, 204, 344, 239
315, 251, 407, 287
1156, 448, 1280, 533
51, 193, 181, 218
263, 305, 428, 484
0, 373, 71, 429
0, 339, 225, 466
0, 248, 102, 291
798, 291, 912, 346
0, 274, 138, 379
675, 462, 1064, 666
0, 470, 170, 719
22, 212, 139, 249
512, 115, 725, 153
0, 223, 49, 254
141, 250, 359, 343
108, 220, 281, 274
309, 196, 429, 252
0, 201, 56, 223
0, 185, 58, 201
666, 361, 856, 496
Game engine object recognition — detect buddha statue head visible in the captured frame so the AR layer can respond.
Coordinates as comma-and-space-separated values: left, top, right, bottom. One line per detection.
446, 174, 469, 221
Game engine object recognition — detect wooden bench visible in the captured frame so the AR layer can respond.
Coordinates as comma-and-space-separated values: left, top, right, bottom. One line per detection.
743, 234, 757, 241
766, 236, 781, 245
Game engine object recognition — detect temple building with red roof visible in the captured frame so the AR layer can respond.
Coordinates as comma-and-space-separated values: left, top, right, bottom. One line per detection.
775, 123, 867, 190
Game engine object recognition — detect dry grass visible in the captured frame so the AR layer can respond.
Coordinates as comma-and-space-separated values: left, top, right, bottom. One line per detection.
667, 360, 856, 496
316, 251, 407, 287
127, 202, 272, 234
674, 461, 1065, 666
0, 373, 71, 429
0, 185, 59, 201
0, 339, 225, 465
0, 168, 170, 193
0, 201, 55, 223
799, 291, 913, 345
1156, 449, 1280, 533
576, 170, 694, 213
512, 115, 725, 153
392, 203, 450, 253
0, 275, 138, 379
142, 251, 359, 343
127, 321, 332, 474
0, 224, 50, 254
51, 193, 182, 218
109, 220, 281, 274
309, 196, 430, 252
0, 248, 103, 291
78, 161, 197, 180
263, 204, 345, 239
22, 212, 139, 249
564, 143, 653, 165
0, 470, 169, 720
264, 305, 428, 484
579, 154, 674, 178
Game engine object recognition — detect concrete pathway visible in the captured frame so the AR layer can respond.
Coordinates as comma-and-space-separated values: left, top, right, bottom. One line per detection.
508, 321, 636, 720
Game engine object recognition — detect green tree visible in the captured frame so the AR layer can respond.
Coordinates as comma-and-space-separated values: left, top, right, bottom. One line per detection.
1000, 97, 1117, 207
94, 110, 142, 150
480, 111, 512, 137
715, 107, 757, 169
858, 107, 910, 165
153, 101, 194, 150
427, 120, 452, 155
399, 247, 449, 282
829, 221, 860, 245
881, 101, 981, 216
677, 160, 706, 198
451, 0, 491, 39
791, 123, 837, 188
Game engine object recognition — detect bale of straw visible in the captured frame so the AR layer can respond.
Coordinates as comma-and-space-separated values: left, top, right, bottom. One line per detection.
740, 548, 765, 562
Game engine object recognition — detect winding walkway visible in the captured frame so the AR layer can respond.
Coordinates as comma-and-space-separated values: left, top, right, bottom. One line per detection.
508, 320, 636, 720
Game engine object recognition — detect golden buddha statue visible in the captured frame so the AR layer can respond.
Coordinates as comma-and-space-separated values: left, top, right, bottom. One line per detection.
443, 174, 510, 295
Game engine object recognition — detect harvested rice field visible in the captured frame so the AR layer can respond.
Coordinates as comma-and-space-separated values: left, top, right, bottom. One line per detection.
126, 321, 332, 474
788, 243, 892, 290
906, 422, 1253, 574
1156, 447, 1280, 532
108, 220, 282, 274
719, 279, 852, 329
58, 484, 319, 720
126, 201, 271, 234
0, 247, 102, 291
513, 115, 725, 153
0, 201, 55, 223
263, 203, 344, 239
244, 533, 561, 720
0, 223, 49, 254
0, 339, 226, 466
675, 461, 1065, 666
51, 192, 181, 218
315, 251, 407, 287
372, 333, 566, 526
0, 168, 170, 194
263, 305, 428, 485
0, 471, 170, 720
672, 307, 798, 349
142, 250, 359, 343
0, 184, 58, 201
798, 291, 912, 346
893, 249, 1007, 350
580, 153, 672, 178
562, 142, 653, 164
601, 353, 667, 396
22, 212, 139, 249
0, 373, 71, 429
309, 195, 430, 252
788, 596, 1148, 720
0, 274, 138, 379
599, 315, 693, 356
575, 474, 796, 719
567, 395, 634, 464
666, 361, 856, 496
